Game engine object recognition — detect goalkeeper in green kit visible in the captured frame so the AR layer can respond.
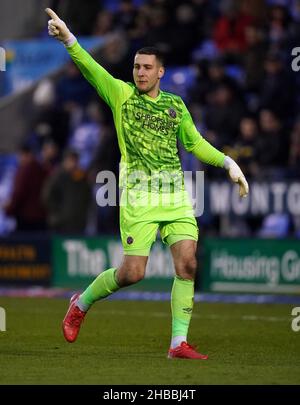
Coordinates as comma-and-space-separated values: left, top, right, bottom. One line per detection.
46, 8, 249, 359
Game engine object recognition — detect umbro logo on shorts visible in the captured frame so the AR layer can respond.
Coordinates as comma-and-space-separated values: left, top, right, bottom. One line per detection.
127, 236, 134, 244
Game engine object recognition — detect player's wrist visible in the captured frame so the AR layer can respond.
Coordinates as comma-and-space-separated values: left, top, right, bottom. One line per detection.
63, 33, 77, 47
223, 155, 234, 170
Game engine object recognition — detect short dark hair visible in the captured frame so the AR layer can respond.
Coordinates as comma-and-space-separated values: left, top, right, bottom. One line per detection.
136, 47, 165, 66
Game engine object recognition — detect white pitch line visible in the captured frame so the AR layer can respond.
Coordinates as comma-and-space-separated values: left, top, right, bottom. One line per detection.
100, 310, 289, 323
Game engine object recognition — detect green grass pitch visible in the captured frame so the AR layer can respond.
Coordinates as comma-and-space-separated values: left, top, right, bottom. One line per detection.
0, 297, 299, 385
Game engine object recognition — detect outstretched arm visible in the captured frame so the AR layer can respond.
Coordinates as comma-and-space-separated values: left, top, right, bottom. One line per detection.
178, 103, 249, 198
46, 8, 75, 45
45, 8, 132, 109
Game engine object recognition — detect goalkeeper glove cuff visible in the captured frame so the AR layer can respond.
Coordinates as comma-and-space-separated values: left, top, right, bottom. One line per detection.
224, 156, 249, 198
63, 33, 77, 48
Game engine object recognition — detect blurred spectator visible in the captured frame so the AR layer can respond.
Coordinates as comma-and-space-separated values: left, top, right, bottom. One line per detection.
4, 145, 47, 231
240, 0, 268, 23
259, 51, 296, 119
90, 124, 120, 235
93, 10, 115, 37
97, 32, 131, 81
189, 0, 218, 41
55, 62, 96, 148
143, 8, 172, 61
126, 7, 148, 46
190, 58, 241, 105
267, 4, 291, 47
115, 0, 138, 32
68, 102, 103, 170
213, 0, 254, 61
53, 0, 100, 35
231, 115, 260, 178
43, 149, 92, 234
243, 24, 267, 93
205, 84, 245, 145
32, 78, 70, 150
257, 109, 287, 169
291, 0, 300, 22
40, 139, 59, 176
168, 3, 199, 65
56, 62, 94, 107
90, 123, 120, 177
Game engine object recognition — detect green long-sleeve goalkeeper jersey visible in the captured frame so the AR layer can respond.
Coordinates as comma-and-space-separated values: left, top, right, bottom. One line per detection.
66, 41, 225, 191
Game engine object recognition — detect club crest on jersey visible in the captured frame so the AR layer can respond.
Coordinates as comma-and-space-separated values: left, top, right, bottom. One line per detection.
168, 108, 177, 119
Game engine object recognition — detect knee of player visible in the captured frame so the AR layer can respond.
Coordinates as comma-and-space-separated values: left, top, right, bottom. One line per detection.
118, 264, 145, 286
128, 265, 145, 284
176, 257, 197, 279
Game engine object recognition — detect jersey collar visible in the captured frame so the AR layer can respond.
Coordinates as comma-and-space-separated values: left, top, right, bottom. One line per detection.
140, 90, 162, 103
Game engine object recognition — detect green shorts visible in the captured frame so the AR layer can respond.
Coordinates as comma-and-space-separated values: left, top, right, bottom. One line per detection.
120, 189, 198, 256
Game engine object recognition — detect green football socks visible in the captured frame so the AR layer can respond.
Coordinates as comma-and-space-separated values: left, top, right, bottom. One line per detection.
77, 269, 195, 350
170, 276, 194, 348
78, 268, 120, 311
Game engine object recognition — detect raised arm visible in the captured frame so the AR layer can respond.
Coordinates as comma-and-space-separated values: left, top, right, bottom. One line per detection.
45, 8, 133, 109
178, 102, 249, 198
